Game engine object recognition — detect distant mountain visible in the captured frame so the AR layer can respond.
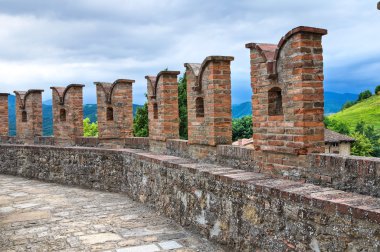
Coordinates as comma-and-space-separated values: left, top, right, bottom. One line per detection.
324, 92, 358, 115
232, 102, 252, 119
8, 95, 143, 136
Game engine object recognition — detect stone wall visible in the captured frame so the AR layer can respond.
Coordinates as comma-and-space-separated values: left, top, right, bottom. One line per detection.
0, 93, 9, 136
14, 90, 44, 143
246, 26, 327, 175
95, 79, 134, 139
306, 154, 380, 197
185, 56, 234, 146
51, 84, 84, 144
1, 144, 380, 251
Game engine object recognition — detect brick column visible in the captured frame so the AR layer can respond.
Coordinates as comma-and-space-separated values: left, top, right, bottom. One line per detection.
146, 71, 180, 142
14, 90, 44, 142
246, 26, 327, 173
51, 84, 84, 144
0, 93, 9, 136
95, 79, 134, 139
185, 56, 234, 146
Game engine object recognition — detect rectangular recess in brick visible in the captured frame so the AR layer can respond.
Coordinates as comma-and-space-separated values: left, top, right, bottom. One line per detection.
146, 71, 180, 141
95, 79, 134, 139
246, 26, 327, 173
185, 56, 234, 146
0, 93, 9, 136
14, 90, 44, 140
51, 84, 84, 142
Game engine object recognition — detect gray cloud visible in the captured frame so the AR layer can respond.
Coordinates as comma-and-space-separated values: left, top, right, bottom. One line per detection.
0, 0, 379, 104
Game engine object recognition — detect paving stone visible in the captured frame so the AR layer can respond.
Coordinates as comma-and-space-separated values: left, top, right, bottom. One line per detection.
79, 233, 123, 245
1, 210, 50, 224
116, 244, 161, 252
159, 240, 183, 250
0, 175, 223, 251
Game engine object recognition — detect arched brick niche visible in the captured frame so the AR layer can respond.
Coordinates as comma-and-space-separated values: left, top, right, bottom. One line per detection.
50, 84, 84, 142
246, 26, 327, 173
145, 71, 180, 141
0, 93, 9, 136
94, 79, 134, 139
13, 89, 44, 140
185, 56, 234, 146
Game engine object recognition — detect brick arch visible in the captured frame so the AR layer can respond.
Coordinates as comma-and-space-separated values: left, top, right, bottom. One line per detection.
95, 79, 135, 104
14, 89, 44, 109
50, 84, 85, 105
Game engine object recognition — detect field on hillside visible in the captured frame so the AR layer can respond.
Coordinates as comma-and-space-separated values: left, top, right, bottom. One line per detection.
328, 95, 380, 132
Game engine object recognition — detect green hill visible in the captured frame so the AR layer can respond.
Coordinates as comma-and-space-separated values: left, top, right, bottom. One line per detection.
328, 95, 380, 132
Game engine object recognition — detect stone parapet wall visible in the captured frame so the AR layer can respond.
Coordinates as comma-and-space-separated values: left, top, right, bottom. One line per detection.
0, 144, 379, 251
305, 154, 380, 197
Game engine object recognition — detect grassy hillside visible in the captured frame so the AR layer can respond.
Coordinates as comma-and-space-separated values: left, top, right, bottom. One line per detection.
328, 95, 380, 132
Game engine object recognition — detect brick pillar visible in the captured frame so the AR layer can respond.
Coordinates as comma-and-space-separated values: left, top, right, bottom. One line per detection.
95, 79, 134, 139
146, 71, 180, 141
0, 93, 9, 136
14, 90, 44, 142
185, 56, 234, 146
51, 84, 84, 144
246, 26, 327, 173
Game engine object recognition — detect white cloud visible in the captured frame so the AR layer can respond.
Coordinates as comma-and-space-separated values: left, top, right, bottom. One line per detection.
0, 0, 379, 104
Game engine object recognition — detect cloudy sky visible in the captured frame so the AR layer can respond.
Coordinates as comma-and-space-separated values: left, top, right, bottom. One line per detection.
0, 0, 379, 104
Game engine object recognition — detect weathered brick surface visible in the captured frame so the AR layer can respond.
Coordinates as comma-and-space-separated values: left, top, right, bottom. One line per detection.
1, 144, 380, 251
51, 84, 84, 144
185, 56, 234, 146
14, 90, 44, 142
95, 79, 134, 139
246, 26, 327, 175
146, 71, 180, 142
0, 93, 9, 136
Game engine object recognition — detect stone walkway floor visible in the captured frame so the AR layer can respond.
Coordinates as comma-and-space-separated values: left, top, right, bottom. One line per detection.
0, 175, 225, 252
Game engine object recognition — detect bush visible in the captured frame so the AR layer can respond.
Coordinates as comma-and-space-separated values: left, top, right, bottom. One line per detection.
232, 115, 253, 141
375, 85, 380, 95
133, 101, 149, 137
350, 132, 374, 157
357, 90, 372, 102
83, 118, 98, 137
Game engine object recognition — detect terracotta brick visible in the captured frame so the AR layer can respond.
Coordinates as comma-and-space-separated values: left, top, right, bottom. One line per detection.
185, 56, 234, 146
51, 84, 84, 144
146, 71, 180, 142
95, 79, 134, 140
246, 26, 327, 174
14, 89, 44, 142
0, 93, 9, 136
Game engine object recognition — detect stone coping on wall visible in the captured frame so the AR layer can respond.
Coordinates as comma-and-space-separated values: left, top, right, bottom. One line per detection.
1, 143, 380, 227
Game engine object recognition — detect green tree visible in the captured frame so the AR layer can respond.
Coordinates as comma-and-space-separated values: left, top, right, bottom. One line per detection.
133, 98, 149, 137
375, 85, 380, 95
350, 132, 374, 157
83, 118, 98, 137
232, 115, 253, 141
178, 74, 188, 139
341, 100, 355, 110
327, 119, 350, 135
355, 121, 380, 157
357, 90, 372, 102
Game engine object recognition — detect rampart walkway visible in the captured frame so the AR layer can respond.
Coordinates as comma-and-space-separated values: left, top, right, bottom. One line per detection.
0, 175, 224, 252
